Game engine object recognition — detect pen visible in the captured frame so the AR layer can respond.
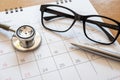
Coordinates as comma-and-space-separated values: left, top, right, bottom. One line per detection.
71, 42, 120, 62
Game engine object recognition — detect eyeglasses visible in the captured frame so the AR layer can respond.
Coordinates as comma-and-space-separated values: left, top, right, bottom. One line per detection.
40, 4, 120, 45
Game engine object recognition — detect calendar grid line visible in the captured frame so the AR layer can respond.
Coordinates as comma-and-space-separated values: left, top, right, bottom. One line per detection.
105, 58, 114, 70
18, 58, 103, 77
23, 74, 41, 80
43, 28, 62, 80
0, 58, 80, 71
88, 60, 98, 74
41, 65, 74, 75
39, 26, 63, 80
0, 63, 84, 79
0, 50, 15, 56
84, 51, 98, 74
0, 64, 18, 70
33, 51, 44, 80
21, 58, 113, 80
0, 51, 105, 71
62, 28, 86, 80
0, 42, 119, 80
45, 41, 63, 80
18, 60, 36, 65
0, 51, 14, 56
15, 50, 24, 80
62, 43, 82, 80
59, 30, 79, 80
33, 64, 79, 75
0, 47, 104, 72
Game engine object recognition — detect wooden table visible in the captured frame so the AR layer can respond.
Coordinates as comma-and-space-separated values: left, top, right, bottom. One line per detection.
0, 0, 120, 43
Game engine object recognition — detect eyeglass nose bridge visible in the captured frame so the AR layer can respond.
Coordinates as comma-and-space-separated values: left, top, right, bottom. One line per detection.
75, 14, 85, 21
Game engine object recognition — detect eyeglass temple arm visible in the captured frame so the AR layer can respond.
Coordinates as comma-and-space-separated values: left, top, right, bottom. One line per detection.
44, 8, 74, 20
44, 8, 119, 30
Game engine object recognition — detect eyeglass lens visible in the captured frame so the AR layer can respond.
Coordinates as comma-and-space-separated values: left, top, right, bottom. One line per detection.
85, 16, 119, 44
42, 6, 75, 31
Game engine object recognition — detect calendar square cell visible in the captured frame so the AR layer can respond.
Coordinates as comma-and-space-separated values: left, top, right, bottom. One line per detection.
42, 71, 61, 80
44, 30, 62, 43
16, 51, 35, 64
91, 58, 116, 80
54, 53, 73, 69
69, 50, 89, 64
0, 41, 14, 54
63, 39, 79, 52
49, 41, 67, 56
20, 62, 40, 79
34, 44, 51, 60
60, 66, 80, 80
37, 57, 57, 74
0, 52, 18, 69
0, 66, 22, 80
76, 62, 98, 80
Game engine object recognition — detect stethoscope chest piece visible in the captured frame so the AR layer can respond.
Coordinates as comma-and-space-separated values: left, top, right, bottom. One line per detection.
11, 25, 41, 51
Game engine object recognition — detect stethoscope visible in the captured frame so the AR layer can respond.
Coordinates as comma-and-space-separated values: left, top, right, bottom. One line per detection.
0, 24, 41, 51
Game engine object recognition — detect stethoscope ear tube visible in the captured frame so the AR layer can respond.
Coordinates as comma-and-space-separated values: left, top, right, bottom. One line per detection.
0, 24, 15, 32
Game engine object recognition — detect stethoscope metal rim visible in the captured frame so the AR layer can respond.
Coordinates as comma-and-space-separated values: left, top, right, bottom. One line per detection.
16, 25, 35, 39
11, 31, 42, 51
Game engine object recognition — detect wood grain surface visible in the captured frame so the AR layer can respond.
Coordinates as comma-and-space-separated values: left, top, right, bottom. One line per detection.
0, 0, 120, 43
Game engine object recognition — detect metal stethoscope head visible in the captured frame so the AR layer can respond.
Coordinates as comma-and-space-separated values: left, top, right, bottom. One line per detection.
0, 24, 41, 51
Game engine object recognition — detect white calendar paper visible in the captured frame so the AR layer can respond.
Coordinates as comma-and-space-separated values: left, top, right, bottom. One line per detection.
0, 0, 120, 80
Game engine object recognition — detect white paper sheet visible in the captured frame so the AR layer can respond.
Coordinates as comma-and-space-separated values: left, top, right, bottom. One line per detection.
0, 0, 120, 80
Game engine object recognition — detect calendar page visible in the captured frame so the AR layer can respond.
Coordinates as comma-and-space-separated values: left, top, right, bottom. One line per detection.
0, 0, 120, 80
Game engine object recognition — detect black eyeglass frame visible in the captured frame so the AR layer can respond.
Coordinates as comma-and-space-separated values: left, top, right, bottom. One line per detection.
40, 4, 120, 45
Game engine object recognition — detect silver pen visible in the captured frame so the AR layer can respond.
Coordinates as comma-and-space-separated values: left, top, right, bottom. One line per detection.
71, 42, 120, 62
